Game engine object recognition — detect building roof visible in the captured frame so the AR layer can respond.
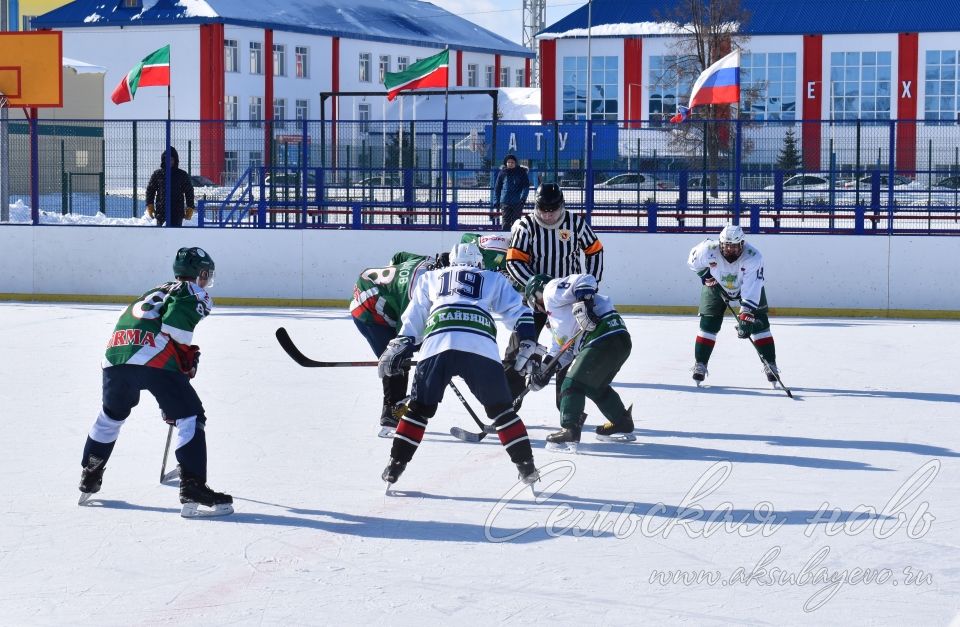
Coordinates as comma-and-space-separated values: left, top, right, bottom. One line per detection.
540, 0, 960, 38
33, 0, 534, 58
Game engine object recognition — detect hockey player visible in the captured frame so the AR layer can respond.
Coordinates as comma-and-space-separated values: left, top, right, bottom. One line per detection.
350, 233, 510, 435
687, 224, 779, 385
524, 273, 634, 452
378, 240, 541, 486
78, 247, 232, 517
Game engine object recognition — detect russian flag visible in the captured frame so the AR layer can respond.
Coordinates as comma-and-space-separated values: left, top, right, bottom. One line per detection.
671, 50, 740, 123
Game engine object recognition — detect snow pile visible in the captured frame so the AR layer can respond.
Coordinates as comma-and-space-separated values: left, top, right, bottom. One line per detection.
175, 0, 219, 18
4, 200, 198, 226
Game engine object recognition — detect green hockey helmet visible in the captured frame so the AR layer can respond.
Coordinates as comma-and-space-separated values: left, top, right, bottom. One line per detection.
524, 273, 551, 311
173, 246, 216, 286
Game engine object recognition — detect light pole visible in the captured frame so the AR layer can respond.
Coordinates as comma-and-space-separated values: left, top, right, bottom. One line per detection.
583, 0, 592, 189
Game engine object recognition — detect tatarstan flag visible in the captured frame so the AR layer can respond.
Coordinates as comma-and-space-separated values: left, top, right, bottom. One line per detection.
384, 49, 448, 101
111, 45, 171, 105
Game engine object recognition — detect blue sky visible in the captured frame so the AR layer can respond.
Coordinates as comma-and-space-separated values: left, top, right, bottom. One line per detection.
430, 0, 582, 47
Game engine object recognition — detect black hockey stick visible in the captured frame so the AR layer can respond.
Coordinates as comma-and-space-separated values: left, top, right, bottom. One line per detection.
276, 327, 414, 368
449, 328, 587, 443
715, 287, 794, 398
159, 422, 180, 484
445, 381, 490, 443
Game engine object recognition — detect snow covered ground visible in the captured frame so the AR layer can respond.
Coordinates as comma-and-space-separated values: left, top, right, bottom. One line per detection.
1, 302, 958, 625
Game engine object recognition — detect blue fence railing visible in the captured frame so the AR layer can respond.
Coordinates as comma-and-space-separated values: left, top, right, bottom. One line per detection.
4, 117, 960, 234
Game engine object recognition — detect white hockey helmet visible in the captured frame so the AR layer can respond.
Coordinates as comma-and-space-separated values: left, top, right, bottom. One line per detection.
718, 224, 745, 261
449, 242, 484, 268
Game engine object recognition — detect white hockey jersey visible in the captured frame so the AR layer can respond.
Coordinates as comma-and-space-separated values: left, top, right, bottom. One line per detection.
399, 265, 534, 363
542, 274, 628, 360
687, 239, 765, 311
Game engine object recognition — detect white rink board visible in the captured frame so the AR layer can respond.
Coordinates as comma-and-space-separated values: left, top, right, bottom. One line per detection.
0, 226, 957, 312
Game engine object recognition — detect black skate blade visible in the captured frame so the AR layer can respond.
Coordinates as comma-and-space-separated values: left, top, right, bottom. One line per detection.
160, 467, 181, 485
544, 441, 578, 454
180, 502, 234, 518
595, 433, 637, 443
378, 426, 396, 439
78, 492, 98, 506
449, 426, 484, 443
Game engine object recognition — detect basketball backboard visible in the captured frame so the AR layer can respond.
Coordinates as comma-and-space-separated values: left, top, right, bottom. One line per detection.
0, 31, 62, 107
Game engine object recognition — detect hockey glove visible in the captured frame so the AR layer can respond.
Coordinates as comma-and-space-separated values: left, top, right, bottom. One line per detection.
146, 204, 155, 219
526, 362, 551, 392
378, 336, 414, 378
514, 339, 546, 374
173, 343, 201, 378
698, 269, 718, 287
737, 309, 756, 339
572, 297, 601, 333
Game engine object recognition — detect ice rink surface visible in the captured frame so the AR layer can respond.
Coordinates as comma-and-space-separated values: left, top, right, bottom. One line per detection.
1, 302, 958, 625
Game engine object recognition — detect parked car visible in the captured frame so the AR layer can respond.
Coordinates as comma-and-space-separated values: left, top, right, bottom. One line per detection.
933, 175, 960, 189
763, 174, 832, 191
190, 175, 219, 188
595, 173, 674, 191
687, 175, 729, 190
352, 174, 402, 187
264, 171, 318, 188
839, 174, 920, 189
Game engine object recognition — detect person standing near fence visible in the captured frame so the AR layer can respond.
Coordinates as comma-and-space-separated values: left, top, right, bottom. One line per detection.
146, 147, 195, 227
503, 182, 605, 405
492, 154, 530, 231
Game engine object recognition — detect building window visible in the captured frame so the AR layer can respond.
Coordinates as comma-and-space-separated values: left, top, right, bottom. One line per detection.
741, 52, 797, 121
830, 51, 892, 120
379, 55, 391, 84
516, 68, 525, 87
467, 64, 478, 87
274, 98, 286, 127
485, 65, 494, 88
359, 52, 372, 82
224, 151, 238, 180
248, 150, 263, 172
924, 50, 960, 121
296, 99, 309, 121
358, 102, 371, 132
224, 39, 239, 73
397, 56, 409, 72
563, 55, 619, 120
249, 96, 263, 128
273, 44, 286, 77
295, 46, 309, 78
647, 55, 695, 122
122, 0, 140, 7
250, 42, 263, 75
225, 95, 238, 126
500, 66, 511, 87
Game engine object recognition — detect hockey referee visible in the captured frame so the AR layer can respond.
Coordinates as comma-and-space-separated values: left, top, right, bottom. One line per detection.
504, 182, 604, 403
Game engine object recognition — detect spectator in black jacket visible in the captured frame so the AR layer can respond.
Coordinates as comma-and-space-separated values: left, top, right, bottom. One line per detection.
146, 147, 195, 227
492, 154, 530, 231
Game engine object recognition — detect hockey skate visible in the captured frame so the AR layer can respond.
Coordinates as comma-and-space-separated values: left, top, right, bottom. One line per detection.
382, 457, 406, 483
378, 414, 399, 439
545, 426, 581, 454
516, 459, 540, 485
762, 362, 780, 387
78, 455, 106, 505
179, 474, 233, 518
691, 362, 709, 386
595, 405, 637, 443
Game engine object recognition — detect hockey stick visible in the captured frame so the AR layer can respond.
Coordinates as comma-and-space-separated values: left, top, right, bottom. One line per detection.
159, 423, 180, 484
715, 287, 794, 398
449, 327, 587, 443
276, 327, 414, 368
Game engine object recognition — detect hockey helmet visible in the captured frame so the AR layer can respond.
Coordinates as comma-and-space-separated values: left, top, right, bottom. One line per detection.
718, 224, 745, 262
462, 232, 508, 272
524, 274, 551, 311
534, 182, 565, 227
449, 241, 484, 269
173, 246, 216, 286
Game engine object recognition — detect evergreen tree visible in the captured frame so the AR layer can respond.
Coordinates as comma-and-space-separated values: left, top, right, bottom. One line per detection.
776, 129, 802, 172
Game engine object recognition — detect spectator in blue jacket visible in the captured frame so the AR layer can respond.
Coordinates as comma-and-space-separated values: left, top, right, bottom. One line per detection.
492, 154, 531, 231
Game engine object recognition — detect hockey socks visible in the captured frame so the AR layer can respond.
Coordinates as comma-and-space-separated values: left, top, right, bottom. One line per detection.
492, 409, 533, 465
751, 329, 777, 363
694, 315, 723, 364
82, 409, 124, 468
173, 416, 208, 480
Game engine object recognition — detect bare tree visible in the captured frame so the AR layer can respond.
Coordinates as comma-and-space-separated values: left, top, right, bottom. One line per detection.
655, 0, 753, 197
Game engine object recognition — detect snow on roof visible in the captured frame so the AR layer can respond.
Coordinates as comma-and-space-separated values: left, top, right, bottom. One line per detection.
63, 57, 108, 74
34, 0, 533, 58
538, 22, 687, 40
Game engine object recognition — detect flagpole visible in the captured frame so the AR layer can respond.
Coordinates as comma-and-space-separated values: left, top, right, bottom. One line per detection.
442, 47, 450, 225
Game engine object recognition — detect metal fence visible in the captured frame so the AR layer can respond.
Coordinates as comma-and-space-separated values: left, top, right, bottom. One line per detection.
4, 117, 960, 233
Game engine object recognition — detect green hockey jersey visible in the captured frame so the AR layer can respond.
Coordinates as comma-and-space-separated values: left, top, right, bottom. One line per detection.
102, 281, 212, 372
350, 252, 433, 328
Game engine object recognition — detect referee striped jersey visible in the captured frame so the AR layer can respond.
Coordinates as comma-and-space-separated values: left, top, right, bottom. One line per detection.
506, 211, 604, 288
